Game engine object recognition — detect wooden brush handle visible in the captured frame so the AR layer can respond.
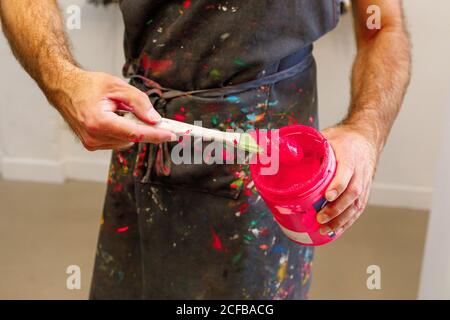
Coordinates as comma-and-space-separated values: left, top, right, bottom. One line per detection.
121, 111, 230, 142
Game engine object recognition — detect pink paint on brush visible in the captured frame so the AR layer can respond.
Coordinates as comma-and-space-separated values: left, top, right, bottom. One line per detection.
250, 125, 338, 246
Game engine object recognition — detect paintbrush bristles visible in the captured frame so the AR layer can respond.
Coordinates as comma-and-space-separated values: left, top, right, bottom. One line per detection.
238, 133, 263, 154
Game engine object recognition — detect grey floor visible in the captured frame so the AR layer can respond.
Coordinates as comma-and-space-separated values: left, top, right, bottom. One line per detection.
0, 178, 429, 300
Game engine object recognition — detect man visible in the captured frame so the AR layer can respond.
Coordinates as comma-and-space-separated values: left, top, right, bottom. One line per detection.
0, 0, 410, 299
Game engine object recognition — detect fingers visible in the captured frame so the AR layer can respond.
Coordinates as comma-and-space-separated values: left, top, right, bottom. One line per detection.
81, 134, 135, 151
323, 204, 358, 233
317, 173, 371, 236
325, 161, 354, 202
338, 188, 369, 233
81, 112, 176, 151
101, 112, 176, 143
337, 209, 363, 235
316, 126, 378, 236
317, 159, 359, 224
317, 175, 363, 224
107, 85, 162, 124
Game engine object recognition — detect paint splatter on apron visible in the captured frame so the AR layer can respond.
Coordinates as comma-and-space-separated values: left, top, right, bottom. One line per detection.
90, 0, 340, 299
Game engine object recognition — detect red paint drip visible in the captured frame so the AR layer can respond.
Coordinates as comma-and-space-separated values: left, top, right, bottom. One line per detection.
211, 227, 223, 251
259, 244, 269, 250
117, 226, 129, 233
133, 144, 147, 177
116, 152, 128, 166
287, 115, 299, 126
174, 113, 186, 122
182, 0, 191, 9
238, 203, 249, 215
112, 182, 124, 193
259, 227, 269, 237
142, 54, 173, 74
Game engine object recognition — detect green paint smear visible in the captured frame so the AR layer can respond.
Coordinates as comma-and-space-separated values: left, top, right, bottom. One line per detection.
211, 115, 219, 126
250, 220, 258, 226
210, 68, 220, 78
232, 251, 243, 264
231, 179, 243, 188
234, 58, 247, 67
244, 234, 253, 241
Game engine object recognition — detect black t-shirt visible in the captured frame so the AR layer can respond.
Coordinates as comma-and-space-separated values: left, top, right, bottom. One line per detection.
119, 0, 339, 90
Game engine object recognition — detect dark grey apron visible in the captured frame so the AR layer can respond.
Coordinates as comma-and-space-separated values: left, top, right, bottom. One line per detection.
90, 0, 340, 300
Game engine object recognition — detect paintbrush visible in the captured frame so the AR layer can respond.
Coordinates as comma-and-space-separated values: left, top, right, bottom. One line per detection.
116, 110, 263, 153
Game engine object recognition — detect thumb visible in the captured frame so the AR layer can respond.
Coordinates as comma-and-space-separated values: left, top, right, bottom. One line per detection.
108, 85, 161, 124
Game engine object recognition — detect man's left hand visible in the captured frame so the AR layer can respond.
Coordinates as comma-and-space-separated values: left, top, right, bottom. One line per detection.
317, 124, 379, 236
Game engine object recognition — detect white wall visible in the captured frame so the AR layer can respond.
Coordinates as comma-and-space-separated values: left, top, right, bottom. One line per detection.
419, 101, 450, 299
0, 0, 119, 182
0, 0, 448, 210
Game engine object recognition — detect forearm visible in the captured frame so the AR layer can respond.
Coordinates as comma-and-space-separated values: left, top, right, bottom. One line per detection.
344, 20, 411, 152
0, 0, 80, 103
0, 0, 172, 149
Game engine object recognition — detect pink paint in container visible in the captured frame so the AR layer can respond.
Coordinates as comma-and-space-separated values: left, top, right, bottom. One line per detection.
250, 125, 338, 246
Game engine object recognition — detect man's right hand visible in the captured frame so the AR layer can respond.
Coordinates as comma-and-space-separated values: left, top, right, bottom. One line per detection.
0, 1, 175, 151
53, 69, 176, 151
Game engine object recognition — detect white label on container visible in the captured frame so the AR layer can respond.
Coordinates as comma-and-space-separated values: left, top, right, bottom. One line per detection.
278, 224, 313, 244
275, 206, 293, 214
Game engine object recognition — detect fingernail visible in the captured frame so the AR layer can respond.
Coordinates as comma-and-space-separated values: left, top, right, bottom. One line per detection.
326, 190, 338, 202
319, 226, 331, 235
147, 108, 161, 122
317, 213, 329, 224
319, 226, 336, 238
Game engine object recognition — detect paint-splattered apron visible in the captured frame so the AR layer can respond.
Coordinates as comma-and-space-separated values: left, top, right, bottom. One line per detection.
90, 0, 340, 300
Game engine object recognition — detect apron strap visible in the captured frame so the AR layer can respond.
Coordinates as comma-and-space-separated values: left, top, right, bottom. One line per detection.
129, 45, 313, 99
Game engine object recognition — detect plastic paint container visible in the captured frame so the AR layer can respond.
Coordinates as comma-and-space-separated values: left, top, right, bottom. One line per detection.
250, 125, 337, 246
